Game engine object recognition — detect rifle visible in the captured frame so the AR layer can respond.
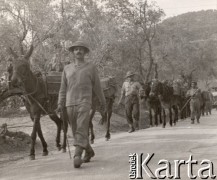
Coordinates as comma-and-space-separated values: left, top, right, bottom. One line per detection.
180, 88, 200, 113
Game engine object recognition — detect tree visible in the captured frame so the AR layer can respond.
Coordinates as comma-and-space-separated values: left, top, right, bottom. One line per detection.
102, 0, 165, 82
0, 0, 60, 65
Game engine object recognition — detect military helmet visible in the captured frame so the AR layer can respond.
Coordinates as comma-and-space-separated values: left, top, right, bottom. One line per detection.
191, 80, 197, 85
67, 40, 90, 53
125, 71, 135, 78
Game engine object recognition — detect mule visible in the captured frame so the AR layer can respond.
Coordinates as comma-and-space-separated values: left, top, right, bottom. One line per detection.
9, 60, 67, 160
89, 80, 117, 144
6, 61, 117, 147
149, 80, 183, 128
140, 82, 162, 127
89, 94, 115, 144
201, 90, 213, 116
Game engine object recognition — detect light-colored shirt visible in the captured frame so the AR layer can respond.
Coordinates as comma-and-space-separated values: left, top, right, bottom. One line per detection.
186, 88, 201, 98
121, 81, 142, 97
58, 62, 106, 107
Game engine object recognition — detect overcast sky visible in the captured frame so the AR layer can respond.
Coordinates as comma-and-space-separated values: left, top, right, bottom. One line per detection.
149, 0, 217, 18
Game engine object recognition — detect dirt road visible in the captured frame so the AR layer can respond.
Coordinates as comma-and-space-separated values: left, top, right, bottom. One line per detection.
0, 111, 217, 180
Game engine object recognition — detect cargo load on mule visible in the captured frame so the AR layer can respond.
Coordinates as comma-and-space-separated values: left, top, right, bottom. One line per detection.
45, 72, 117, 98
172, 80, 182, 96
43, 71, 62, 112
100, 76, 117, 98
45, 71, 62, 95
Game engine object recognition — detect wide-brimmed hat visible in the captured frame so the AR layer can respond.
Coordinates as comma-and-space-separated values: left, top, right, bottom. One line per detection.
125, 71, 135, 78
67, 40, 90, 53
191, 81, 197, 85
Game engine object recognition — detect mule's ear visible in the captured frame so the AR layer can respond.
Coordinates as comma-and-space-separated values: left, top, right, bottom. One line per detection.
24, 44, 34, 60
8, 47, 18, 59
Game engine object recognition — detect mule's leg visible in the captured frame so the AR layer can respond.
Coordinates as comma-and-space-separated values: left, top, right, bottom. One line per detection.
37, 120, 49, 156
30, 114, 41, 160
106, 111, 112, 141
179, 97, 184, 120
149, 108, 153, 127
103, 112, 110, 141
89, 109, 95, 144
30, 122, 37, 160
205, 102, 209, 115
158, 106, 162, 124
169, 108, 173, 126
162, 108, 166, 128
186, 101, 190, 118
105, 100, 113, 141
59, 109, 68, 153
172, 106, 178, 126
99, 101, 106, 125
182, 105, 187, 120
196, 111, 200, 123
209, 103, 212, 115
154, 107, 158, 127
49, 114, 62, 150
31, 108, 48, 156
201, 102, 205, 116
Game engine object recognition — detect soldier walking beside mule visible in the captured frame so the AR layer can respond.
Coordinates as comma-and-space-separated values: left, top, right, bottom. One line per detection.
56, 40, 106, 168
118, 71, 142, 133
186, 81, 202, 124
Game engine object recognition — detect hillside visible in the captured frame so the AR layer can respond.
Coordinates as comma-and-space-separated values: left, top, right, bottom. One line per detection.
156, 10, 217, 80
161, 10, 217, 42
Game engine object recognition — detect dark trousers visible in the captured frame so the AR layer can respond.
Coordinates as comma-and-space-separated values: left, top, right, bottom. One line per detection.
125, 95, 140, 127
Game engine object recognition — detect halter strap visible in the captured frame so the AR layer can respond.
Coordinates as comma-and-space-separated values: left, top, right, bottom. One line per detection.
23, 77, 39, 96
16, 75, 39, 97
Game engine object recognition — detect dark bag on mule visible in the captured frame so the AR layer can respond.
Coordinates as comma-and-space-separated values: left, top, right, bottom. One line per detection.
100, 77, 117, 98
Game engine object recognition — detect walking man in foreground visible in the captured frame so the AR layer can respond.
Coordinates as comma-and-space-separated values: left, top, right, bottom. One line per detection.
118, 71, 142, 133
57, 40, 106, 168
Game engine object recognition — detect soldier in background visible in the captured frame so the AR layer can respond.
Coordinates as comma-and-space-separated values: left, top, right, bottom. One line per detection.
186, 81, 202, 124
118, 71, 142, 133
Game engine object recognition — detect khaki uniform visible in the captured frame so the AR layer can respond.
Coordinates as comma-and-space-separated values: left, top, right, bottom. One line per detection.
186, 88, 201, 123
120, 81, 141, 130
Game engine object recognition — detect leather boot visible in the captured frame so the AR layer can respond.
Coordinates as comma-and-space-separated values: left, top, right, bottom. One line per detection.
82, 144, 95, 163
74, 146, 83, 168
128, 124, 135, 133
134, 121, 139, 130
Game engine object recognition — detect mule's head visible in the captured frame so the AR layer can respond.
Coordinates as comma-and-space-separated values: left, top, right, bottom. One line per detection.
139, 82, 151, 99
10, 59, 31, 88
149, 79, 162, 98
160, 80, 174, 99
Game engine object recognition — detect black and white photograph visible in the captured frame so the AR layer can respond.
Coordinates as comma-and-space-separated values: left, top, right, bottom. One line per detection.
0, 0, 217, 179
